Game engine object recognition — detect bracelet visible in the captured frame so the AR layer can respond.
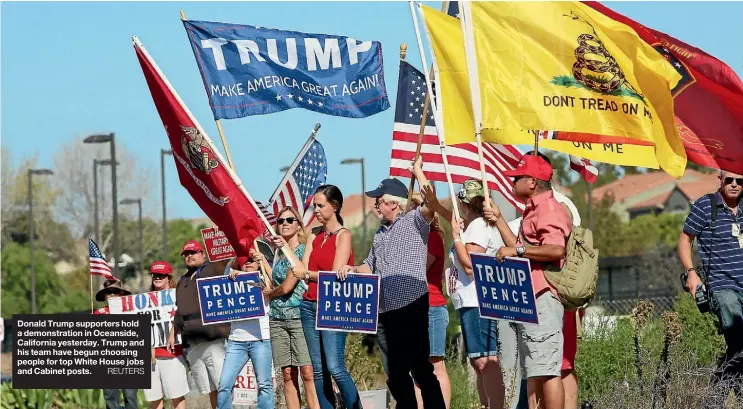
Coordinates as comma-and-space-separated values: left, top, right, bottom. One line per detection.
454, 238, 462, 244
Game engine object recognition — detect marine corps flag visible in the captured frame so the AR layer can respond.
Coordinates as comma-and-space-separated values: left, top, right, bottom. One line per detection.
133, 36, 264, 257
585, 1, 743, 175
421, 2, 687, 178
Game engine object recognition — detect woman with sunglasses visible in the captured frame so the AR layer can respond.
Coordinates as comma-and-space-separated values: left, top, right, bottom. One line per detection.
217, 254, 275, 409
257, 206, 320, 409
290, 184, 362, 409
422, 180, 506, 409
144, 261, 189, 409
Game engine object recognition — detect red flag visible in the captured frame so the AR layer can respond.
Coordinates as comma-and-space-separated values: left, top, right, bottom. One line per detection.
133, 37, 264, 257
585, 1, 743, 175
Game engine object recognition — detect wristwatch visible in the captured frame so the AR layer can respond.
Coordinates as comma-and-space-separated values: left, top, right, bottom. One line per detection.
680, 267, 696, 291
304, 271, 311, 282
516, 246, 527, 257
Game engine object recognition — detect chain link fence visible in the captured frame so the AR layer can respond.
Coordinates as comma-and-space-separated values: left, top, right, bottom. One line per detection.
591, 296, 678, 316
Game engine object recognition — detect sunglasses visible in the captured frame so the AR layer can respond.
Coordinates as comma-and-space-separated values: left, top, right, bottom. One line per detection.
277, 217, 298, 225
724, 177, 743, 186
151, 274, 169, 280
182, 251, 202, 257
456, 190, 466, 200
243, 259, 256, 265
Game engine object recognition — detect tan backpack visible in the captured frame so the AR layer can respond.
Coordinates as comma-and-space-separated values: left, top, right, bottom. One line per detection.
519, 203, 599, 311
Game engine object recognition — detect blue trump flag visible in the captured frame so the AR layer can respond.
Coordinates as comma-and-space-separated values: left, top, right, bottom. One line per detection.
316, 272, 380, 334
196, 272, 267, 325
183, 20, 390, 120
470, 254, 539, 324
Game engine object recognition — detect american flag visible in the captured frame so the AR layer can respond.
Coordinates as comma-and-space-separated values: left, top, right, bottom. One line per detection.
89, 239, 115, 280
266, 138, 328, 226
389, 60, 526, 211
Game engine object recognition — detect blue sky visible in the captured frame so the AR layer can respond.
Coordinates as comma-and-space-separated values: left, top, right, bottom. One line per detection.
3, 1, 742, 221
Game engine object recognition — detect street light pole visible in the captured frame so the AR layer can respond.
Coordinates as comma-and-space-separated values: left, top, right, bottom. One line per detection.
161, 149, 172, 259
93, 159, 117, 244
120, 198, 143, 278
340, 158, 367, 239
84, 133, 120, 278
28, 168, 54, 314
93, 160, 99, 243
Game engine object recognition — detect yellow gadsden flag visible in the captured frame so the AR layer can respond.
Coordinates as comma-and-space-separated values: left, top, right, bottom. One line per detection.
421, 2, 685, 177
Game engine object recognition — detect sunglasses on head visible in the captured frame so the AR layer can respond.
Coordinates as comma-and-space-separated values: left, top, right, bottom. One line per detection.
724, 177, 743, 186
151, 274, 169, 280
277, 217, 298, 225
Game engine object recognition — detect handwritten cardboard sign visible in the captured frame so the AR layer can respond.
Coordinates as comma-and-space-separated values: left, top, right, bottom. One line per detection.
107, 289, 181, 348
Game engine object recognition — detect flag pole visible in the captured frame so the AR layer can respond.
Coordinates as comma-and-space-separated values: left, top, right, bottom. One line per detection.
90, 273, 94, 314
180, 10, 236, 170
403, 44, 433, 213
411, 1, 461, 220
133, 36, 297, 267
459, 1, 491, 206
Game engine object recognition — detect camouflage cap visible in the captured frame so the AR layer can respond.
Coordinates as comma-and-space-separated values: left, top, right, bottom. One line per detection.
457, 179, 484, 204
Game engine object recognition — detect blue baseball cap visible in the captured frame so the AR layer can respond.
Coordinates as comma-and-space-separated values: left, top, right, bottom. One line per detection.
365, 178, 408, 199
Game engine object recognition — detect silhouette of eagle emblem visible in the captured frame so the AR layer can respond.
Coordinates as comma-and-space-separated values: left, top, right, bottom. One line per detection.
180, 125, 218, 174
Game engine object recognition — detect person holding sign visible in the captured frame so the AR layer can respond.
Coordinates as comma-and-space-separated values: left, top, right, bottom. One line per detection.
94, 279, 139, 409
259, 206, 320, 409
290, 184, 362, 409
170, 240, 230, 409
423, 179, 506, 409
144, 261, 189, 409
338, 158, 445, 409
483, 155, 573, 409
217, 256, 274, 409
506, 152, 584, 409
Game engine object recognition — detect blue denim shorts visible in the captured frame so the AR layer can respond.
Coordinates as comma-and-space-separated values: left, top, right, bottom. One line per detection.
459, 307, 498, 359
428, 306, 449, 358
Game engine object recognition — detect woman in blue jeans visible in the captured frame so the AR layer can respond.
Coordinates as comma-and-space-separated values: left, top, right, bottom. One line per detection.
217, 255, 274, 409
290, 185, 362, 409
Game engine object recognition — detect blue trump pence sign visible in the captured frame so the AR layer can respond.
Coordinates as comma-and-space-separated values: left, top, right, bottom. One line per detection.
196, 273, 266, 325
470, 254, 539, 325
316, 272, 380, 334
183, 20, 390, 120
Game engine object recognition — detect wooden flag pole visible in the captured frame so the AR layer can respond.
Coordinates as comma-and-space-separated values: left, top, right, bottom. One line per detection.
180, 10, 236, 170
402, 43, 433, 212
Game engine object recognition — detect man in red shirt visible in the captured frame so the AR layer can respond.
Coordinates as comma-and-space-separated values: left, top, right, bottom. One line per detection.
485, 155, 573, 409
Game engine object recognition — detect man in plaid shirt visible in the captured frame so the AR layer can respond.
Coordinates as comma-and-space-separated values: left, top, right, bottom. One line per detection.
339, 157, 445, 409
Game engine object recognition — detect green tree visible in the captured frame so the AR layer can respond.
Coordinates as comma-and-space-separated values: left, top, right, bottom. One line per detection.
1, 242, 89, 318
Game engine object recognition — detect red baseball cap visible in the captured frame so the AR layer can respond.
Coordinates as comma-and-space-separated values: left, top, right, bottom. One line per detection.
503, 155, 553, 182
150, 261, 173, 275
180, 240, 204, 255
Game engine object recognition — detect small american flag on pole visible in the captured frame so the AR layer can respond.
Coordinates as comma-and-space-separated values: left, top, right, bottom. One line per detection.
266, 138, 328, 226
89, 239, 115, 281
